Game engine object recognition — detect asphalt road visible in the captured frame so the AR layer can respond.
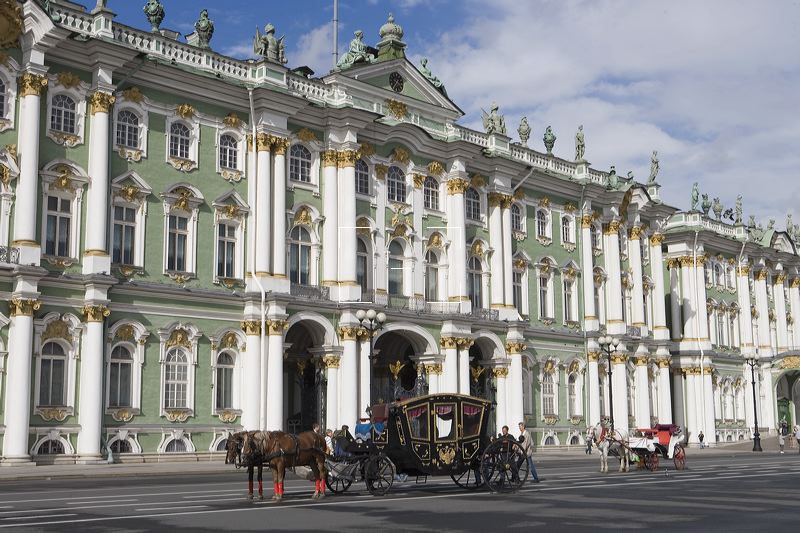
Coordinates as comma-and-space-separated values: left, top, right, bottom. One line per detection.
0, 453, 798, 532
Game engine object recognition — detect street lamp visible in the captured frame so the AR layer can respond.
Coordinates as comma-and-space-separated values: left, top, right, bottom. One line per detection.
356, 309, 387, 408
598, 335, 621, 432
744, 357, 763, 452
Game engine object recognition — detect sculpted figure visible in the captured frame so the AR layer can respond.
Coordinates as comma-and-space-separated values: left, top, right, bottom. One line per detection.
543, 126, 556, 155
607, 165, 618, 190
701, 194, 711, 216
254, 24, 287, 64
748, 215, 756, 228
767, 218, 775, 231
143, 0, 165, 32
648, 150, 659, 184
336, 30, 375, 69
194, 9, 214, 49
735, 195, 743, 224
575, 125, 585, 161
712, 197, 723, 220
420, 58, 447, 95
786, 214, 794, 234
481, 103, 507, 135
517, 117, 531, 147
690, 183, 699, 211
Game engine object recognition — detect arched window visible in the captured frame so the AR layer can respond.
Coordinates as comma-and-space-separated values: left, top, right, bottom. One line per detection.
717, 310, 726, 347
425, 249, 439, 301
387, 166, 406, 203
39, 342, 66, 406
705, 263, 713, 286
388, 240, 404, 296
465, 188, 481, 221
109, 345, 133, 408
714, 264, 724, 287
165, 439, 187, 453
116, 110, 140, 149
513, 269, 524, 315
51, 94, 76, 134
39, 439, 65, 455
563, 279, 575, 322
216, 352, 235, 410
289, 225, 312, 285
164, 349, 189, 409
167, 214, 189, 271
511, 204, 523, 232
45, 195, 72, 258
536, 210, 548, 238
544, 436, 556, 446
467, 256, 482, 309
357, 238, 370, 292
568, 374, 577, 416
538, 267, 551, 318
561, 216, 574, 244
355, 159, 370, 194
591, 224, 602, 252
219, 134, 238, 170
569, 435, 580, 445
111, 439, 132, 454
726, 266, 735, 289
216, 438, 229, 452
424, 177, 439, 210
289, 144, 312, 182
542, 374, 555, 415
169, 122, 191, 159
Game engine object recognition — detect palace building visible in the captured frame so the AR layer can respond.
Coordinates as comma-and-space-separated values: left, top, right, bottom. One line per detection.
0, 1, 798, 464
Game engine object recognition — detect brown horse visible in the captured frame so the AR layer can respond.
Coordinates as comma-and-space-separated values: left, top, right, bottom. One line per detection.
225, 431, 267, 500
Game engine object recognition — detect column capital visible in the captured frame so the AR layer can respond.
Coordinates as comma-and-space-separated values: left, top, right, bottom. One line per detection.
649, 233, 664, 245
492, 367, 509, 378
18, 73, 48, 97
446, 178, 469, 195
321, 150, 338, 167
587, 351, 601, 362
9, 297, 41, 317
241, 320, 261, 336
487, 192, 503, 208
337, 149, 359, 168
656, 358, 671, 368
610, 353, 628, 364
337, 326, 360, 341
604, 220, 621, 235
679, 255, 694, 267
271, 136, 290, 155
737, 265, 751, 276
633, 356, 649, 366
774, 273, 787, 284
791, 278, 800, 289
256, 132, 271, 152
754, 269, 769, 281
581, 214, 594, 228
629, 225, 643, 240
423, 363, 443, 375
81, 304, 110, 322
440, 336, 458, 349
266, 319, 288, 336
88, 91, 116, 115
455, 337, 474, 350
505, 341, 527, 354
499, 194, 514, 209
322, 355, 341, 368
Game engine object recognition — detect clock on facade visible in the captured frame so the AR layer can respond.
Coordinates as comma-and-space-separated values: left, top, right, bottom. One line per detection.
389, 72, 404, 92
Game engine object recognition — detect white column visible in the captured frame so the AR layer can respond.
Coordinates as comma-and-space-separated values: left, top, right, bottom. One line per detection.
581, 215, 597, 331
633, 355, 651, 429
587, 352, 601, 426
358, 338, 371, 420
680, 257, 696, 340
12, 74, 48, 265
339, 330, 359, 430
488, 194, 504, 309
507, 350, 524, 426
701, 368, 716, 444
494, 367, 509, 435
446, 174, 469, 310
425, 364, 441, 394
737, 266, 755, 356
441, 337, 459, 393
684, 370, 699, 444
774, 274, 789, 352
611, 354, 629, 431
337, 150, 360, 300
743, 366, 755, 435
2, 298, 39, 463
657, 359, 673, 423
669, 259, 682, 340
82, 91, 115, 274
760, 363, 776, 431
272, 138, 288, 281
501, 197, 514, 307
603, 221, 625, 336
754, 270, 772, 357
694, 257, 710, 345
321, 151, 338, 287
324, 354, 340, 432
628, 226, 646, 333
789, 278, 800, 349
241, 321, 261, 431
255, 134, 272, 276
649, 234, 668, 340
76, 305, 110, 461
672, 370, 686, 429
265, 319, 285, 430
458, 339, 471, 395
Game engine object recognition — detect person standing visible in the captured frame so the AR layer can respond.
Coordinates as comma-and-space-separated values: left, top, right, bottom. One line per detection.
518, 422, 540, 483
585, 426, 593, 455
324, 429, 334, 456
795, 426, 800, 454
778, 431, 785, 454
698, 430, 705, 449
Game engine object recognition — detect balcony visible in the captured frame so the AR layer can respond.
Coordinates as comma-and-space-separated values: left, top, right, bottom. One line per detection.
290, 283, 330, 300
358, 291, 499, 320
0, 246, 20, 265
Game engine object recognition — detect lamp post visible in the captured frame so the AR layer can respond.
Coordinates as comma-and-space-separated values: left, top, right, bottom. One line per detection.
356, 308, 386, 409
598, 335, 620, 432
744, 357, 763, 452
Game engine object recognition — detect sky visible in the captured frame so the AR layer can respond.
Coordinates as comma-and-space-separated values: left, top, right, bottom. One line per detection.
93, 0, 800, 228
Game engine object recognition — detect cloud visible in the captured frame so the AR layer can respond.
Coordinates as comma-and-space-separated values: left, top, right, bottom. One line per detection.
221, 40, 254, 59
291, 23, 335, 76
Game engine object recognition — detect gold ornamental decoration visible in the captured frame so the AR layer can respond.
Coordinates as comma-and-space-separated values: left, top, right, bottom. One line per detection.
165, 409, 191, 423
513, 188, 526, 200
166, 329, 192, 349
117, 184, 141, 203
499, 194, 514, 209
175, 104, 195, 119
424, 363, 443, 375
439, 336, 458, 349
294, 207, 313, 225
779, 356, 800, 369
89, 91, 116, 115
337, 149, 359, 168
18, 73, 48, 97
359, 142, 375, 157
323, 355, 341, 369
427, 233, 443, 250
391, 147, 410, 165
470, 174, 486, 188
220, 332, 239, 350
542, 360, 556, 375
492, 367, 509, 378
470, 365, 486, 382
385, 99, 408, 119
587, 351, 600, 362
223, 113, 241, 129
604, 220, 621, 235
650, 233, 664, 245
321, 150, 338, 167
296, 128, 317, 142
775, 273, 787, 284
122, 86, 145, 103
611, 354, 628, 365
446, 178, 469, 195
388, 360, 406, 380
438, 446, 456, 465
266, 319, 288, 336
39, 408, 69, 422
487, 192, 503, 208
0, 0, 23, 48
241, 320, 261, 336
254, 132, 270, 152
469, 240, 484, 257
219, 410, 238, 423
57, 72, 82, 89
114, 324, 136, 342
538, 196, 551, 208
82, 304, 110, 323
564, 202, 576, 213
629, 226, 643, 240
272, 136, 290, 155
791, 278, 800, 288
111, 408, 134, 422
455, 337, 474, 350
581, 214, 594, 228
42, 319, 70, 342
412, 174, 425, 188
427, 160, 444, 176
9, 297, 41, 317
755, 270, 769, 281
375, 164, 388, 180
337, 326, 359, 341
505, 341, 527, 354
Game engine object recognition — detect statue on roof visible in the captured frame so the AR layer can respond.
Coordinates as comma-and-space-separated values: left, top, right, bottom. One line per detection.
701, 194, 711, 216
193, 9, 214, 49
627, 171, 634, 181
254, 24, 287, 64
419, 58, 447, 96
517, 117, 531, 147
767, 218, 775, 231
648, 150, 659, 184
747, 215, 756, 228
543, 126, 556, 155
607, 165, 619, 190
712, 197, 723, 220
336, 30, 375, 70
574, 125, 585, 161
787, 214, 794, 235
735, 195, 743, 224
481, 103, 507, 135
690, 182, 699, 211
143, 0, 165, 33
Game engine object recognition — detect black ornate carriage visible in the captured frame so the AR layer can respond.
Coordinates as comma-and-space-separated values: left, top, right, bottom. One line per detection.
325, 393, 530, 495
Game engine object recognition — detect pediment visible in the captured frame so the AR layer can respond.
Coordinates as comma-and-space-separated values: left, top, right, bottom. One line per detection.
771, 232, 796, 254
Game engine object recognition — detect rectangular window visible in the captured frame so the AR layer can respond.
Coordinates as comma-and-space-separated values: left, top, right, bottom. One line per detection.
564, 281, 574, 322
112, 205, 137, 265
216, 367, 233, 409
513, 271, 523, 314
45, 196, 71, 257
389, 258, 403, 296
39, 359, 65, 406
167, 215, 188, 272
425, 266, 438, 301
216, 223, 237, 278
539, 276, 549, 318
109, 361, 132, 407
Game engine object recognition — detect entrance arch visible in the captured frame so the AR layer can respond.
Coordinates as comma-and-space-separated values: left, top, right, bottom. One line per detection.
372, 328, 431, 404
284, 319, 330, 432
468, 338, 496, 432
775, 370, 800, 430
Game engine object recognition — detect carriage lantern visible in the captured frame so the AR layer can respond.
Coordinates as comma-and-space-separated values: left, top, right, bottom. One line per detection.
743, 357, 763, 452
356, 308, 387, 408
598, 335, 620, 432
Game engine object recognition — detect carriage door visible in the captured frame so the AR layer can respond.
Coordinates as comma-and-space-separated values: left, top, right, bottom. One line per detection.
433, 402, 458, 469
460, 401, 484, 464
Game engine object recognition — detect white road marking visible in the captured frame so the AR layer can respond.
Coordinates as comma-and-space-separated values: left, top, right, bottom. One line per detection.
0, 487, 245, 505
2, 513, 77, 521
67, 498, 139, 505
135, 505, 207, 512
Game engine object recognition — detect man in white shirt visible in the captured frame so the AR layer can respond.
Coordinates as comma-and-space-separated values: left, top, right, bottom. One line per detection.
518, 422, 540, 483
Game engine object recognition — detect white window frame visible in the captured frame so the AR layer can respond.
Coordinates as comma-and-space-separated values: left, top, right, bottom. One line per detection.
537, 262, 554, 320
594, 269, 607, 325
512, 265, 529, 317
465, 187, 482, 223
39, 162, 88, 262
511, 203, 525, 234
355, 158, 371, 196
467, 255, 484, 309
388, 238, 409, 297
105, 320, 148, 417
31, 434, 74, 456
423, 176, 440, 211
540, 368, 559, 417
157, 430, 197, 453
216, 128, 245, 182
33, 313, 82, 418
560, 214, 575, 246
289, 143, 313, 184
209, 332, 244, 416
424, 248, 440, 302
110, 172, 152, 270
157, 324, 201, 418
562, 277, 577, 323
113, 105, 148, 160
46, 80, 87, 146
387, 165, 408, 204
213, 204, 246, 282
535, 209, 551, 243
161, 185, 203, 278
165, 114, 199, 172
0, 62, 18, 132
289, 224, 315, 286
591, 222, 603, 254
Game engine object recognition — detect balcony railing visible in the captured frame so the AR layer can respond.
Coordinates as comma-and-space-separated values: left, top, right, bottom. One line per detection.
626, 325, 642, 338
290, 283, 330, 300
468, 307, 500, 321
0, 246, 20, 265
359, 291, 499, 320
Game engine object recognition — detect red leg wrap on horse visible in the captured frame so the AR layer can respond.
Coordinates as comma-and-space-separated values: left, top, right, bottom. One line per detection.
258, 481, 263, 494
279, 482, 284, 495
314, 479, 320, 492
248, 480, 253, 494
273, 482, 278, 494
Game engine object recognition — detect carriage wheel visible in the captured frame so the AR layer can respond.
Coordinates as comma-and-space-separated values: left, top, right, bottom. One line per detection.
645, 453, 660, 472
325, 472, 353, 494
364, 454, 395, 496
673, 445, 686, 470
450, 460, 484, 490
480, 439, 529, 493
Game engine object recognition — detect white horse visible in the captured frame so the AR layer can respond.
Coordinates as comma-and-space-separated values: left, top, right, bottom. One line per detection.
588, 424, 630, 473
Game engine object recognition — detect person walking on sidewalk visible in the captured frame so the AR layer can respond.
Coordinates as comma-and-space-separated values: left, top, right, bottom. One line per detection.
585, 426, 593, 455
778, 432, 785, 454
518, 422, 540, 483
698, 431, 705, 449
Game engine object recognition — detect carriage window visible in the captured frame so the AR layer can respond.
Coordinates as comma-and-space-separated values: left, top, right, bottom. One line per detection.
462, 403, 483, 438
435, 403, 456, 441
407, 405, 429, 440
